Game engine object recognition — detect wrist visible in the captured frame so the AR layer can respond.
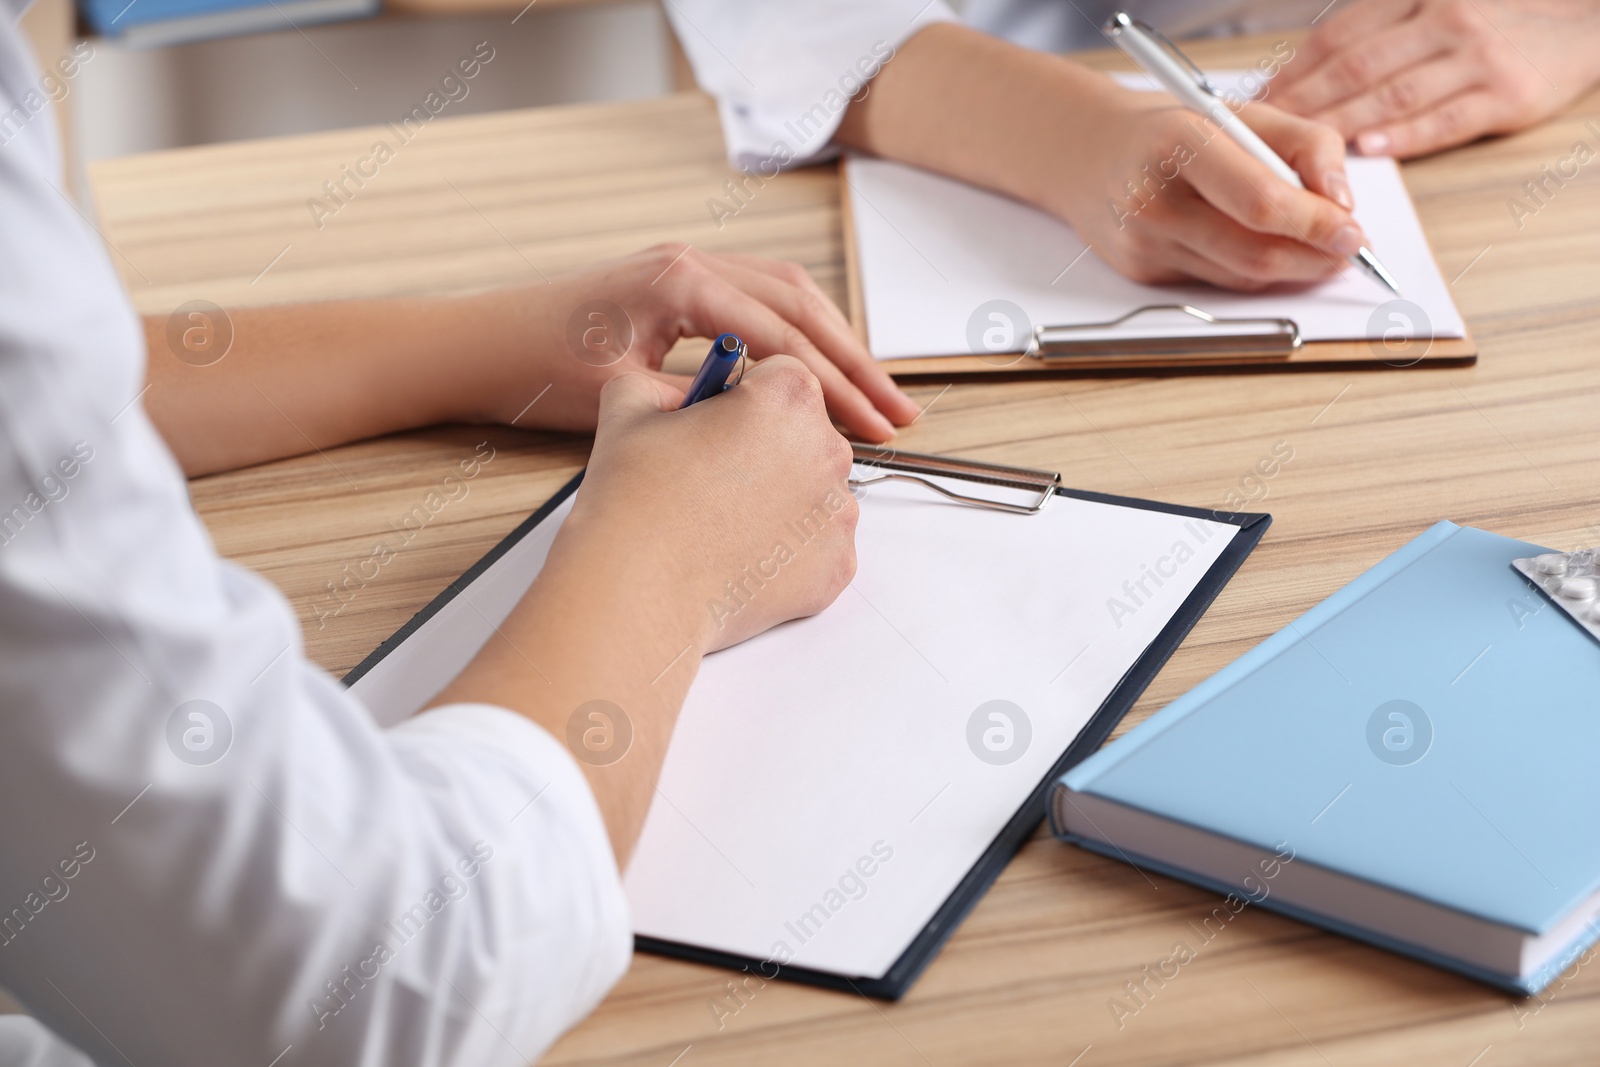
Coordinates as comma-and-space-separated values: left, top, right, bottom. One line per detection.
841, 24, 1116, 223
444, 285, 563, 426
1022, 70, 1140, 224
554, 489, 718, 656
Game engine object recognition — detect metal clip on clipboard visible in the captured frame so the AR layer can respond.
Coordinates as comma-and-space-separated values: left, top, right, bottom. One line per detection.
1028, 304, 1302, 363
848, 445, 1061, 515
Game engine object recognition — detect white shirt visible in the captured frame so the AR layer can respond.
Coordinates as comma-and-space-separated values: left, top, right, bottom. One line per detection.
0, 7, 630, 1065
666, 0, 1332, 171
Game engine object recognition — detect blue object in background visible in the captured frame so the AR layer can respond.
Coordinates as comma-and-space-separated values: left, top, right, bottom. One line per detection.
79, 0, 378, 48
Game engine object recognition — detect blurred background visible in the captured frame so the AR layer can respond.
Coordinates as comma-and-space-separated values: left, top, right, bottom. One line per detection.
78, 2, 675, 160
20, 0, 686, 187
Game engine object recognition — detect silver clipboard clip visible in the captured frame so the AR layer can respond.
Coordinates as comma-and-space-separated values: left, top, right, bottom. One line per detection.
1028, 304, 1302, 363
848, 445, 1061, 515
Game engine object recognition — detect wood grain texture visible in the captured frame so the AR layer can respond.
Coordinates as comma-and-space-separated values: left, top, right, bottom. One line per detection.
88, 31, 1600, 1067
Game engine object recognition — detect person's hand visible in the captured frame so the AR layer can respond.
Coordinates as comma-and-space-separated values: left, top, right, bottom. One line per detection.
560, 357, 857, 653
1273, 0, 1600, 159
436, 357, 857, 860
1050, 85, 1367, 290
492, 244, 918, 443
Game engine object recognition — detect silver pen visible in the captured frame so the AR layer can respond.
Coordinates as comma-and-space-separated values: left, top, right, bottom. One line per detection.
1105, 12, 1402, 296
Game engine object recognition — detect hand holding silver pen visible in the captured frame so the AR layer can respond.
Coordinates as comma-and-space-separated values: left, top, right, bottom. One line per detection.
1105, 12, 1402, 296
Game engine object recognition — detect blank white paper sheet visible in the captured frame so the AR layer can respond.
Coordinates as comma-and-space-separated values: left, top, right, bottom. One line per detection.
348, 470, 1239, 980
848, 73, 1466, 360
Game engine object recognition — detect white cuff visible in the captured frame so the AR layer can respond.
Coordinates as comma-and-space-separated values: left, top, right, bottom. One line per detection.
390, 702, 632, 1023
667, 0, 959, 172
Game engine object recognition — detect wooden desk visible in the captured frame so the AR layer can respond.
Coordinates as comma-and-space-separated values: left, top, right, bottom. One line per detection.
89, 33, 1600, 1067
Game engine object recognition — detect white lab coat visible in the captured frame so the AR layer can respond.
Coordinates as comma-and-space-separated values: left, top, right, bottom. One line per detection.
665, 0, 1332, 170
0, 4, 631, 1064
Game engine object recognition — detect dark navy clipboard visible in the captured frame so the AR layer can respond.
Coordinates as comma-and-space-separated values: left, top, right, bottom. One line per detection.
344, 464, 1268, 1000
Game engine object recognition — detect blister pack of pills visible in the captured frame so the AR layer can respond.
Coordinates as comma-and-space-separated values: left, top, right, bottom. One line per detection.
1511, 550, 1600, 645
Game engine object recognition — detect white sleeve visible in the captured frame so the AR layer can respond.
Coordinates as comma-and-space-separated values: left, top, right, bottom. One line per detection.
0, 17, 630, 1067
664, 0, 958, 171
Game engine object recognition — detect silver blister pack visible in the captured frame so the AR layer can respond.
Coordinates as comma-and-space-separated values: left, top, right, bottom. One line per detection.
1512, 550, 1600, 645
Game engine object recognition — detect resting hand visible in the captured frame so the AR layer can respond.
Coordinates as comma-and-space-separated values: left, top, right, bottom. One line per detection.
494, 244, 918, 443
1273, 0, 1600, 158
1052, 85, 1367, 291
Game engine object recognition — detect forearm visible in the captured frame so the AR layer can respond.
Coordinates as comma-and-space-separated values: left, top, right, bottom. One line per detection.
426, 359, 856, 869
429, 496, 710, 868
3, 331, 630, 1063
143, 290, 532, 476
835, 22, 1123, 219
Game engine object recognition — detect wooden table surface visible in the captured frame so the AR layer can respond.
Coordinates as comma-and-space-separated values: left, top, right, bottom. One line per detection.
88, 32, 1600, 1067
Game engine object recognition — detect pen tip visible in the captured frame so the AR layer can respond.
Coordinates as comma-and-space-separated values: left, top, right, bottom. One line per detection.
1356, 246, 1402, 298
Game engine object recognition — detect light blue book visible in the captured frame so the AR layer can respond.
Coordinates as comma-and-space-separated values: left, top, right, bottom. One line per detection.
80, 0, 378, 48
1052, 522, 1600, 995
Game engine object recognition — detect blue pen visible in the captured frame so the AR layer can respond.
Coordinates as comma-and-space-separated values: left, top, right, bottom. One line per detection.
681, 333, 747, 408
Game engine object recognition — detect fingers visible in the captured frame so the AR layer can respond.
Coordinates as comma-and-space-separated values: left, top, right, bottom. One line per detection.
1167, 200, 1345, 288
598, 372, 685, 427
736, 352, 827, 413
1246, 103, 1358, 210
709, 280, 894, 441
1310, 55, 1481, 144
731, 355, 856, 485
666, 256, 905, 443
1350, 88, 1506, 158
1274, 13, 1441, 116
642, 368, 695, 397
714, 254, 860, 336
1278, 0, 1417, 84
1146, 239, 1283, 292
699, 255, 921, 429
1110, 181, 1342, 291
1181, 110, 1363, 257
1276, 0, 1557, 159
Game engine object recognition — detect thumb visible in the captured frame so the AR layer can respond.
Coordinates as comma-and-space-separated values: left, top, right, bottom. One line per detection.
642, 368, 696, 397
597, 371, 685, 428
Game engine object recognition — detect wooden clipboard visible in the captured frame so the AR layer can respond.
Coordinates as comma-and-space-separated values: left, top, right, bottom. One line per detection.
838, 161, 1477, 383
